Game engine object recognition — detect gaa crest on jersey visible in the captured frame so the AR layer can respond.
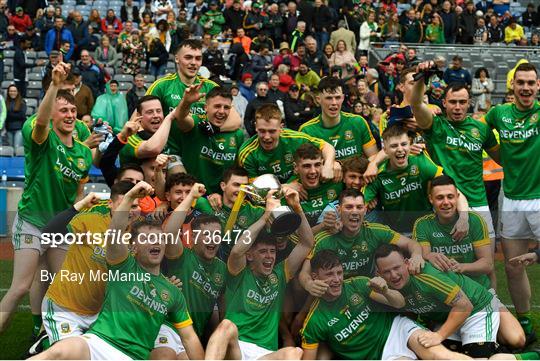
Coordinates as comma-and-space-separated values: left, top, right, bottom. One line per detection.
414, 291, 425, 302
327, 189, 337, 200
410, 165, 419, 176
350, 293, 361, 306
159, 336, 168, 344
360, 241, 368, 252
471, 128, 480, 139
530, 113, 538, 124
214, 273, 223, 285
229, 137, 237, 147
344, 130, 354, 141
161, 290, 170, 302
77, 158, 86, 170
24, 235, 33, 244
238, 216, 248, 226
284, 153, 293, 163
268, 274, 278, 285
60, 322, 71, 334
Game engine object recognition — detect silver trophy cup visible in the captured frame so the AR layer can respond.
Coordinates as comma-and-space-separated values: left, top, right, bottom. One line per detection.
241, 174, 302, 237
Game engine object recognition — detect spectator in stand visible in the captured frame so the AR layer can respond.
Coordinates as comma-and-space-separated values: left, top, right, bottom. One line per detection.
4, 84, 26, 148
121, 0, 140, 24
24, 26, 41, 51
290, 20, 305, 52
224, 0, 246, 35
264, 3, 284, 45
88, 9, 101, 33
239, 73, 255, 101
33, 8, 46, 35
267, 73, 285, 103
359, 10, 380, 55
85, 25, 100, 52
381, 12, 401, 46
14, 36, 45, 97
44, 17, 74, 59
233, 27, 252, 54
140, 12, 156, 34
41, 6, 56, 35
246, 45, 273, 84
277, 63, 295, 93
244, 81, 277, 136
357, 77, 379, 107
420, 4, 434, 28
475, 0, 492, 14
199, 1, 225, 36
283, 1, 299, 40
522, 3, 539, 29
67, 11, 88, 60
492, 0, 510, 17
94, 35, 120, 70
530, 33, 540, 46
295, 62, 321, 91
77, 49, 105, 98
401, 8, 423, 43
228, 42, 250, 81
329, 20, 356, 55
474, 16, 488, 44
9, 7, 32, 34
126, 74, 147, 116
304, 36, 328, 77
443, 55, 472, 88
202, 39, 225, 79
72, 67, 94, 118
118, 20, 134, 43
231, 83, 248, 122
149, 19, 172, 52
379, 62, 397, 97
145, 33, 169, 77
284, 84, 314, 130
328, 39, 356, 80
425, 13, 445, 44
251, 31, 275, 53
4, 24, 20, 46
243, 2, 267, 38
101, 9, 123, 35
440, 0, 458, 43
153, 0, 173, 22
487, 14, 504, 43
91, 80, 129, 134
312, 0, 331, 50
505, 17, 527, 45
139, 0, 156, 20
471, 67, 494, 112
457, 1, 476, 44
59, 40, 73, 62
273, 42, 299, 72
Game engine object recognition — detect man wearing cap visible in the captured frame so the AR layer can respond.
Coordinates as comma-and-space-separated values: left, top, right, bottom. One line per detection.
9, 7, 32, 33
24, 25, 41, 51
284, 84, 315, 130
199, 1, 226, 36
251, 31, 275, 53
243, 2, 267, 38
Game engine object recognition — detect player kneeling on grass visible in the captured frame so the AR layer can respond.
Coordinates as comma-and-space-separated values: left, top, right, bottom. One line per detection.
30, 181, 204, 361
300, 249, 470, 360
204, 188, 312, 360
374, 244, 500, 358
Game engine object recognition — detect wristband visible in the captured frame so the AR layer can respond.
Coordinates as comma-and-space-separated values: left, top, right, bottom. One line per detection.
117, 133, 128, 144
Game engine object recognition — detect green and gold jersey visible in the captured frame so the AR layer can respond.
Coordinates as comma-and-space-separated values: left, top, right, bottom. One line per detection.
310, 223, 400, 278
424, 115, 499, 207
225, 261, 290, 351
401, 263, 493, 323
18, 117, 92, 228
88, 255, 192, 360
238, 129, 325, 183
364, 154, 443, 233
413, 212, 491, 289
299, 112, 376, 160
146, 73, 219, 156
484, 102, 540, 200
301, 276, 394, 359
164, 248, 226, 336
214, 201, 265, 261
299, 181, 343, 225
177, 115, 244, 194
26, 113, 91, 142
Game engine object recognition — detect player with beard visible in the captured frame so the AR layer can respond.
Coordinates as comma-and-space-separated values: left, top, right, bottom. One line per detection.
301, 250, 470, 360
146, 39, 242, 161
364, 125, 470, 237
204, 188, 312, 360
0, 63, 92, 334
238, 104, 336, 184
375, 244, 502, 358
173, 85, 245, 194
483, 62, 540, 340
30, 181, 205, 360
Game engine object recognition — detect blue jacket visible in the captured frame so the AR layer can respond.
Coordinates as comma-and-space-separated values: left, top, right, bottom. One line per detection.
44, 27, 74, 59
443, 67, 472, 87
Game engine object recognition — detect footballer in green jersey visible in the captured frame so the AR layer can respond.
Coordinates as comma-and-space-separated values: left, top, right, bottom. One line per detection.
414, 175, 493, 289
146, 39, 242, 158
290, 143, 343, 228
301, 250, 466, 360
299, 189, 424, 297
32, 182, 205, 361
237, 103, 336, 184
172, 85, 244, 194
299, 77, 378, 161
26, 113, 91, 142
204, 187, 313, 360
375, 244, 500, 358
364, 125, 444, 234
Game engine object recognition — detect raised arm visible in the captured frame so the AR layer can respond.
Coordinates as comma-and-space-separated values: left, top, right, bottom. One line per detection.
410, 61, 435, 130
136, 111, 174, 158
320, 141, 336, 181
368, 276, 406, 309
285, 188, 315, 277
106, 181, 154, 264
395, 235, 425, 274
174, 83, 203, 132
